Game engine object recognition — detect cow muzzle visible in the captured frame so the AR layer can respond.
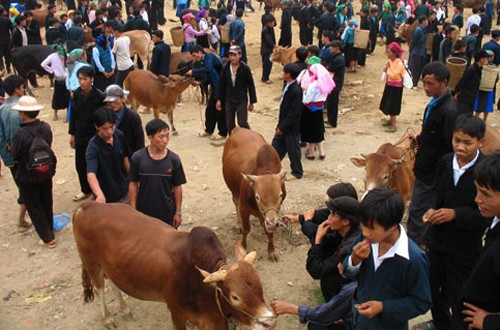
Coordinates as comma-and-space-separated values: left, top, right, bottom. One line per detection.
252, 315, 277, 330
264, 218, 277, 233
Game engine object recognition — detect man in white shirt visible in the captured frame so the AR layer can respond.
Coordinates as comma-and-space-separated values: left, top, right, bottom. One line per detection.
112, 24, 134, 87
466, 6, 481, 34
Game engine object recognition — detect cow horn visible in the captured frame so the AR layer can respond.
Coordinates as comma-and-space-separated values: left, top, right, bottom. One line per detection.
360, 153, 367, 159
243, 251, 257, 265
197, 267, 228, 283
277, 169, 287, 181
242, 173, 258, 183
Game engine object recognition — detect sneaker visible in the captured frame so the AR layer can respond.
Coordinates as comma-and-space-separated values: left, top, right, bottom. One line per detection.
198, 131, 212, 137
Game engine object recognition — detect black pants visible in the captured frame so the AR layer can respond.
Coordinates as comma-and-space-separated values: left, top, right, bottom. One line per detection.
428, 249, 478, 330
205, 89, 227, 136
271, 133, 303, 178
18, 180, 54, 243
0, 42, 11, 72
115, 65, 134, 88
307, 27, 313, 45
358, 48, 367, 66
409, 54, 426, 88
325, 90, 340, 127
368, 33, 377, 54
308, 323, 344, 330
75, 143, 92, 195
261, 53, 272, 81
408, 178, 435, 245
300, 27, 309, 46
225, 101, 249, 134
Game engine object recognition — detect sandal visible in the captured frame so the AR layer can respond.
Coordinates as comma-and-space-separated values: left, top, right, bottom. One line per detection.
319, 154, 326, 160
412, 321, 436, 330
73, 192, 90, 202
38, 239, 57, 249
305, 152, 315, 160
17, 222, 32, 232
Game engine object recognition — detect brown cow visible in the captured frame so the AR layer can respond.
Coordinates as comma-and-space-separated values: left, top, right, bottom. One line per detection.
396, 20, 419, 44
481, 125, 500, 155
73, 202, 277, 329
124, 70, 193, 134
32, 8, 48, 28
222, 128, 287, 261
271, 46, 297, 65
454, 0, 486, 8
169, 48, 216, 73
351, 136, 415, 204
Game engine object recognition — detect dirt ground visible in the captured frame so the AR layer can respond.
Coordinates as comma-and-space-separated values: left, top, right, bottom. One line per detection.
1, 2, 499, 329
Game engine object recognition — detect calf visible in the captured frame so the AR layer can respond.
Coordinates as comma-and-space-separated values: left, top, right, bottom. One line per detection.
222, 128, 287, 261
271, 46, 297, 65
124, 70, 193, 134
73, 202, 276, 329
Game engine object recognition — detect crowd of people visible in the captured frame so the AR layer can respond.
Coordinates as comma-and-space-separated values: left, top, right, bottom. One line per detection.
0, 0, 499, 329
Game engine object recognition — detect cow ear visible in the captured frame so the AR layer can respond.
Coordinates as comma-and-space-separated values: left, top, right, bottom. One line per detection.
243, 251, 257, 265
350, 157, 366, 168
158, 75, 169, 83
277, 169, 287, 181
242, 173, 258, 184
196, 266, 228, 283
234, 242, 246, 261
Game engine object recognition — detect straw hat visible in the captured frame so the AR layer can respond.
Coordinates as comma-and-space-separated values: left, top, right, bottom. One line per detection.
12, 96, 44, 112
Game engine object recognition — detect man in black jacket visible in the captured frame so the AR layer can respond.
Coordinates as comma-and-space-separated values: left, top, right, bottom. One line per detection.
45, 18, 64, 45
68, 66, 105, 202
104, 84, 144, 154
279, 0, 292, 47
271, 63, 303, 180
456, 153, 500, 330
298, 0, 310, 46
0, 6, 13, 74
424, 114, 490, 330
324, 40, 345, 128
123, 7, 151, 34
150, 30, 171, 77
407, 62, 458, 246
315, 3, 338, 48
216, 45, 257, 135
261, 16, 275, 83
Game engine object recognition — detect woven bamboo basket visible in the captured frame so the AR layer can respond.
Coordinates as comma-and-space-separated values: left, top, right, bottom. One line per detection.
220, 25, 230, 44
170, 26, 184, 47
354, 29, 369, 49
480, 65, 499, 91
446, 57, 467, 90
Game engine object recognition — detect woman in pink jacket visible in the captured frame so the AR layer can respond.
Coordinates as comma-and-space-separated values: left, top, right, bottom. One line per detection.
182, 12, 207, 52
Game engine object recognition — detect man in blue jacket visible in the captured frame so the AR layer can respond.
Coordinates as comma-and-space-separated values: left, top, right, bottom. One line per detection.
482, 29, 500, 65
408, 16, 429, 90
229, 9, 247, 63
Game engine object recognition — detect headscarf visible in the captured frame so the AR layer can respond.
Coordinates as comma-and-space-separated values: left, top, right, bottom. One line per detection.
349, 18, 358, 27
309, 64, 335, 95
197, 8, 207, 22
336, 4, 345, 13
307, 56, 321, 65
226, 14, 234, 24
182, 12, 194, 24
66, 48, 85, 77
53, 44, 66, 64
388, 41, 404, 59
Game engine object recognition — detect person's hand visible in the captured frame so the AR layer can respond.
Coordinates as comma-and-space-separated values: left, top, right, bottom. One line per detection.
275, 128, 283, 135
337, 262, 346, 278
281, 214, 299, 223
303, 208, 315, 221
173, 214, 182, 229
463, 302, 490, 330
95, 194, 106, 204
69, 135, 75, 149
271, 300, 297, 315
351, 239, 371, 266
422, 208, 435, 224
216, 100, 222, 111
185, 70, 193, 76
357, 301, 383, 318
426, 208, 456, 225
315, 221, 330, 245
248, 103, 254, 112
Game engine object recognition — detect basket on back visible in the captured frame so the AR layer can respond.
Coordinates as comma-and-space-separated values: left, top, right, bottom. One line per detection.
170, 26, 184, 47
480, 65, 499, 92
446, 57, 467, 90
354, 29, 370, 49
220, 25, 230, 44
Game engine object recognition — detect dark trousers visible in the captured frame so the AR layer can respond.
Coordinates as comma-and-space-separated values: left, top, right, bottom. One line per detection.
261, 53, 272, 81
18, 180, 54, 243
241, 44, 248, 64
225, 101, 249, 134
300, 27, 309, 46
115, 65, 134, 88
428, 249, 478, 330
271, 133, 303, 178
325, 90, 340, 127
308, 323, 344, 330
409, 54, 426, 88
0, 42, 11, 72
358, 48, 367, 66
368, 33, 377, 54
408, 178, 435, 245
205, 90, 227, 136
75, 143, 92, 194
307, 27, 313, 45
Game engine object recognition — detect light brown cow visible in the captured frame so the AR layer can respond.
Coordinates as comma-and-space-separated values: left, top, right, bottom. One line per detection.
83, 29, 151, 68
454, 0, 486, 8
124, 70, 193, 134
222, 128, 287, 261
169, 48, 217, 73
481, 125, 500, 155
271, 46, 297, 65
73, 202, 276, 329
351, 137, 415, 204
397, 20, 419, 44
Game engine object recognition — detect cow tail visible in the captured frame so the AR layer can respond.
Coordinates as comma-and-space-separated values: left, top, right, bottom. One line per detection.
82, 266, 95, 303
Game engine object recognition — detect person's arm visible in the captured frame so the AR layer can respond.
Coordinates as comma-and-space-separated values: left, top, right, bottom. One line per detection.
87, 172, 106, 203
124, 156, 130, 173
40, 53, 54, 74
150, 47, 159, 73
132, 113, 145, 151
128, 181, 139, 208
306, 224, 341, 279
246, 65, 257, 105
463, 302, 500, 330
173, 185, 182, 228
109, 48, 116, 71
341, 234, 366, 279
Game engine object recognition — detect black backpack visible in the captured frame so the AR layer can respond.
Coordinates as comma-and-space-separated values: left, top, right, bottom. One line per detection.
25, 127, 57, 183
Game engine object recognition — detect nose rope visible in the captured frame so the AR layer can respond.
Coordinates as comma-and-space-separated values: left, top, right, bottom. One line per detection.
215, 287, 276, 326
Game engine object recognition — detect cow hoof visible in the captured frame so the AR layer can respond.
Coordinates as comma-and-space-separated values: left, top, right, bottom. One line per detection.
172, 130, 179, 136
268, 253, 279, 262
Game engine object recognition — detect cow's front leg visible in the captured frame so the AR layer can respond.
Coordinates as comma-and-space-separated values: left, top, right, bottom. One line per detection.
240, 210, 251, 250
265, 229, 278, 262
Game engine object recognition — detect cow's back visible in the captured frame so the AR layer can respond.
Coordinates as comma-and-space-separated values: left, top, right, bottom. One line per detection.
124, 70, 162, 107
222, 128, 281, 196
73, 202, 183, 302
11, 45, 55, 77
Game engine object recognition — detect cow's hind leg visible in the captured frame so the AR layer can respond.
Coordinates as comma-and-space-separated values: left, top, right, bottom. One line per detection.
109, 281, 133, 320
97, 279, 116, 328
